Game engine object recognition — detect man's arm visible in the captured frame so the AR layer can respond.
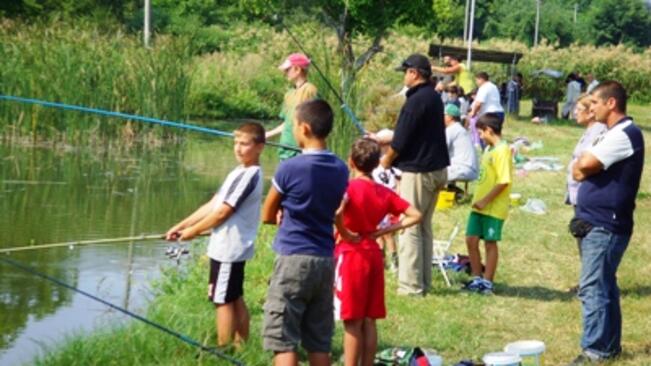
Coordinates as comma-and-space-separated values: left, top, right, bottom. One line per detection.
380, 146, 399, 169
572, 152, 604, 182
432, 64, 461, 75
262, 185, 283, 224
265, 123, 284, 139
469, 101, 482, 118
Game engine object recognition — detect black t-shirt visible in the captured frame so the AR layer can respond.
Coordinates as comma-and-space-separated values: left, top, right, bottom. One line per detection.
391, 82, 450, 172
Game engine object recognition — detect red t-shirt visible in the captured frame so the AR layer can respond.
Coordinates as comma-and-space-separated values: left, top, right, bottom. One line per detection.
337, 178, 410, 252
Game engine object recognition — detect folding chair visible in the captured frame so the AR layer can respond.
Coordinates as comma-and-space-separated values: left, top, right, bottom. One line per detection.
431, 223, 460, 287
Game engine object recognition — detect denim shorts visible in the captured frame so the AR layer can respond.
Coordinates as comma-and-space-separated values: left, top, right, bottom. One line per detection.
262, 254, 335, 353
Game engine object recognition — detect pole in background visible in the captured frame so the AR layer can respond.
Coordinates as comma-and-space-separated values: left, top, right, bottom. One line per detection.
463, 0, 470, 44
144, 0, 151, 47
534, 0, 541, 47
466, 0, 476, 70
574, 3, 578, 24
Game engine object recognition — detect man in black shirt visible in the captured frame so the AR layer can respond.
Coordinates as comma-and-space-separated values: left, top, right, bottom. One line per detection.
381, 54, 450, 295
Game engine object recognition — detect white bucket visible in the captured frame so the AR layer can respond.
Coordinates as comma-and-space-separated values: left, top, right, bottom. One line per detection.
504, 340, 545, 366
483, 352, 522, 366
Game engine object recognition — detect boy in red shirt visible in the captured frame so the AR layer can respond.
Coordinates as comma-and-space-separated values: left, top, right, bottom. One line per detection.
334, 138, 422, 366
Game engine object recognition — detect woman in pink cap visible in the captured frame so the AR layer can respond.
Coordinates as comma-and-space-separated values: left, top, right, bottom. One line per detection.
266, 53, 318, 160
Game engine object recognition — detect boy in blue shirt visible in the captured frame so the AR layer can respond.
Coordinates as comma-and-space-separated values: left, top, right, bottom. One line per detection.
261, 99, 349, 366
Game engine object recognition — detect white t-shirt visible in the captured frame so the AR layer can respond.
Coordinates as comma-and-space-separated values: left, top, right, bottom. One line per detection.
446, 122, 478, 173
588, 119, 635, 169
207, 165, 263, 262
474, 81, 504, 115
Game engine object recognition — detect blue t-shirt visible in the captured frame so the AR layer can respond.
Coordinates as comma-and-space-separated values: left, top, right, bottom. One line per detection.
271, 150, 349, 257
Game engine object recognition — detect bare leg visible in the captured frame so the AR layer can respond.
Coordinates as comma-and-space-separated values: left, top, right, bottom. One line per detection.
233, 297, 250, 346
216, 303, 235, 346
361, 318, 377, 366
384, 234, 396, 255
343, 319, 364, 366
274, 352, 299, 366
483, 241, 499, 282
466, 236, 482, 277
308, 352, 331, 366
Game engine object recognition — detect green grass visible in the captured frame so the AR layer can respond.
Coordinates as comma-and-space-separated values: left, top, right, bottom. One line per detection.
35, 103, 651, 365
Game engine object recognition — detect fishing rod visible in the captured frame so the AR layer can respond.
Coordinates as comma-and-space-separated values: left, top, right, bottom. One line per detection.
273, 16, 366, 135
0, 95, 300, 152
0, 256, 244, 366
0, 232, 211, 254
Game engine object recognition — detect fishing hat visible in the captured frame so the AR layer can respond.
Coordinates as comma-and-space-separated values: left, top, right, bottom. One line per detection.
444, 103, 461, 118
395, 54, 432, 77
278, 53, 311, 71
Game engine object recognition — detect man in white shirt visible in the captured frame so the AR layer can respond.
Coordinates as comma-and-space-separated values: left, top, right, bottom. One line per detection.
469, 72, 505, 123
444, 104, 478, 182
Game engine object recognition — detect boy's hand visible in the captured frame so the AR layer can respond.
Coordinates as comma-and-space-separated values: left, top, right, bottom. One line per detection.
472, 199, 488, 210
178, 228, 197, 241
165, 226, 183, 241
340, 230, 361, 243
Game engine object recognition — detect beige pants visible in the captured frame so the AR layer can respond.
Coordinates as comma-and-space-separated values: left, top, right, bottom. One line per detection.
398, 169, 447, 295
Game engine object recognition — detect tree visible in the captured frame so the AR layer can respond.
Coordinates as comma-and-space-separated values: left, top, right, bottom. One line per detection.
586, 0, 651, 47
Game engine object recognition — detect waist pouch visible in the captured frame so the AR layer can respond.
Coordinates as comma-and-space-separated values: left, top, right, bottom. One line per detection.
569, 217, 594, 238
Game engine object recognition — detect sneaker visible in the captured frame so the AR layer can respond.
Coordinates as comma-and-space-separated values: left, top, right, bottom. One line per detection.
461, 276, 484, 292
566, 351, 611, 365
479, 279, 493, 295
462, 277, 493, 295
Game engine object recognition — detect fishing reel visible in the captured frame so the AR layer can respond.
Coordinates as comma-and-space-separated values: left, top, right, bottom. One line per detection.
165, 244, 190, 264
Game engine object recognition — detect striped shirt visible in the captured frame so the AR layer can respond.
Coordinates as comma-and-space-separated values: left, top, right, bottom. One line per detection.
207, 165, 263, 262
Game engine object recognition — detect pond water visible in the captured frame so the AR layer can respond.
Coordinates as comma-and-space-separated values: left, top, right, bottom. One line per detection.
0, 136, 277, 365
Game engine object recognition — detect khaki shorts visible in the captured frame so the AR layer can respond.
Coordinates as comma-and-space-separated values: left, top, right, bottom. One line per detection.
263, 254, 335, 353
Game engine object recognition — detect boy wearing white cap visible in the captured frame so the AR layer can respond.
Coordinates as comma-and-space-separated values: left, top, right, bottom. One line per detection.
266, 53, 318, 160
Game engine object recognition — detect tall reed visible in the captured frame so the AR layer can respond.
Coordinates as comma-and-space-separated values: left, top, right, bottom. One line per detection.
0, 19, 191, 141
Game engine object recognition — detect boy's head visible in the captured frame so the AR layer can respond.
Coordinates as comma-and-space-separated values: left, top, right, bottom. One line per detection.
444, 103, 461, 126
476, 113, 503, 143
350, 138, 380, 174
293, 99, 334, 147
233, 122, 265, 166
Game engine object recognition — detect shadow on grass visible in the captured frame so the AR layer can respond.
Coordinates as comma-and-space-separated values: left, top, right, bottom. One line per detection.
621, 285, 651, 298
495, 284, 576, 302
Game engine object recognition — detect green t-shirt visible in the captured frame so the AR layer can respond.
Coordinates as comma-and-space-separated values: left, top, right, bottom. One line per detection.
278, 82, 318, 160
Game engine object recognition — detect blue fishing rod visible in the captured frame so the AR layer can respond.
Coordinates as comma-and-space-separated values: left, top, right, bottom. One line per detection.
273, 16, 366, 135
0, 256, 244, 365
0, 95, 300, 152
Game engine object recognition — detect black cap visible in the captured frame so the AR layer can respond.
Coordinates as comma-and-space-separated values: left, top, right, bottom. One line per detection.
395, 54, 432, 77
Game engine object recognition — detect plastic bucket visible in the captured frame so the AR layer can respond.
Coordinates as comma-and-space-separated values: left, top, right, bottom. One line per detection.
483, 352, 522, 366
504, 340, 545, 366
436, 190, 455, 210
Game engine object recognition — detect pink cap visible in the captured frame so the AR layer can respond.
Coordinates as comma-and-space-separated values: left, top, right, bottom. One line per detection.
278, 53, 311, 71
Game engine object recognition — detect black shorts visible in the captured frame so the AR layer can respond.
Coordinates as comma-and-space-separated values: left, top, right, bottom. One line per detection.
208, 260, 245, 304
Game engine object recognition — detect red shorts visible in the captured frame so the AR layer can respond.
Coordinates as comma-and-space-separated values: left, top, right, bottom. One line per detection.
334, 249, 386, 321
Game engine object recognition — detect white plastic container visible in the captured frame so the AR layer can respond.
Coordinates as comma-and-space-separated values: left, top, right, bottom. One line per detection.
483, 352, 522, 366
504, 340, 545, 366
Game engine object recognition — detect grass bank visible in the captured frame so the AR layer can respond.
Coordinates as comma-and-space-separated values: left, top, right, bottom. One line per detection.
36, 102, 651, 365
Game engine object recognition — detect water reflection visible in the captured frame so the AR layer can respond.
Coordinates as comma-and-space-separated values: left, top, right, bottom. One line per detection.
0, 138, 277, 364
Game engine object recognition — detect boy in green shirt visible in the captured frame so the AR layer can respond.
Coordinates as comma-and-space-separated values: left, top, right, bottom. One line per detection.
463, 113, 513, 295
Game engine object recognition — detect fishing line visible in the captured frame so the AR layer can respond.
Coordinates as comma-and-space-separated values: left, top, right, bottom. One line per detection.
273, 16, 366, 134
0, 256, 244, 366
0, 95, 300, 152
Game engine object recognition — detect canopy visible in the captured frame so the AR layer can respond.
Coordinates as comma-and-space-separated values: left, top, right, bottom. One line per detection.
428, 44, 523, 65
